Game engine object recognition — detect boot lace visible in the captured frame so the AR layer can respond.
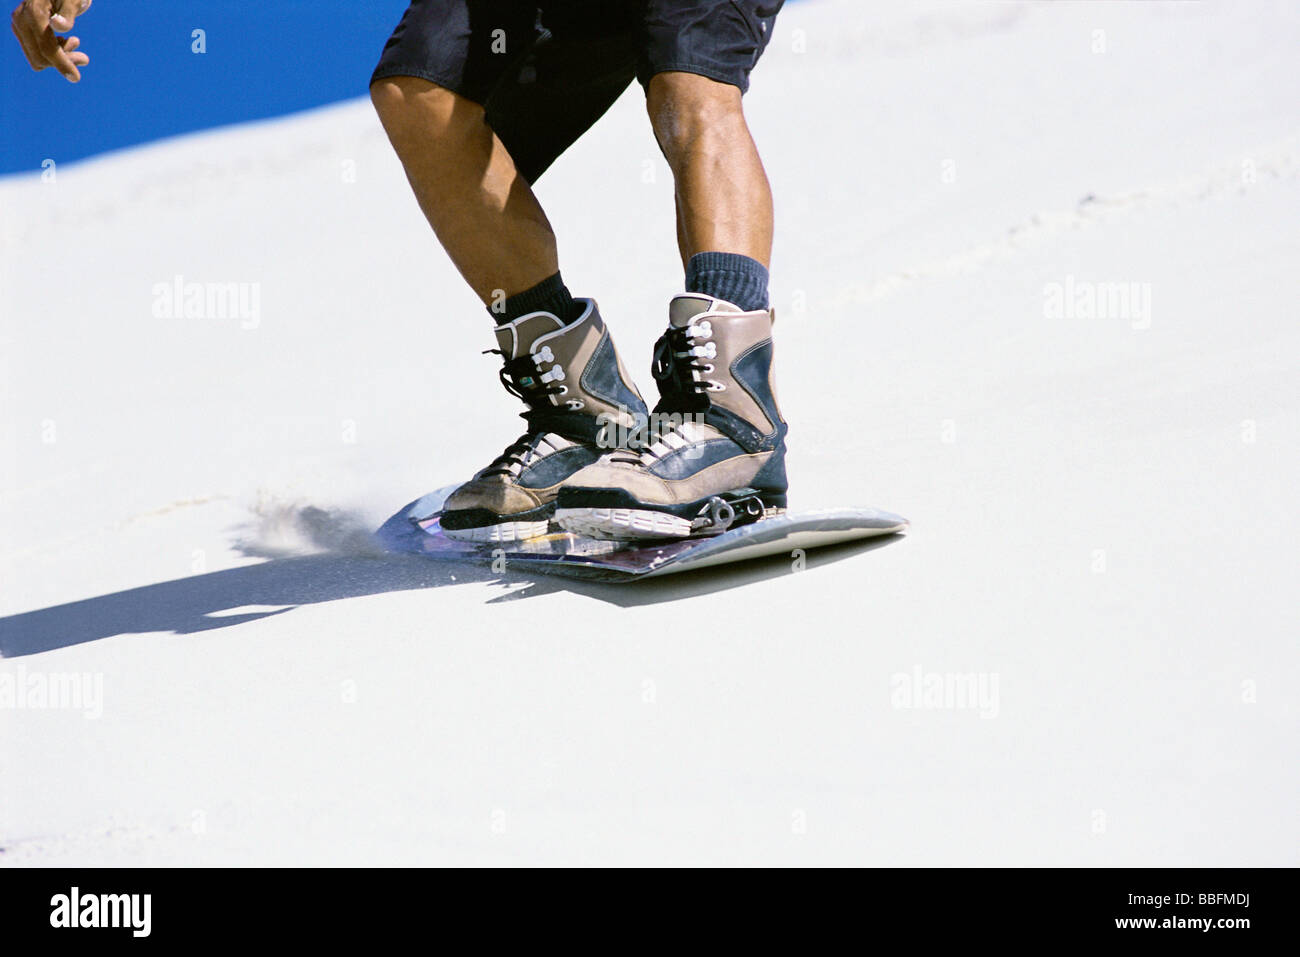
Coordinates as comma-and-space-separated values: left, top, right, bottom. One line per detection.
609, 320, 726, 465
480, 345, 582, 478
651, 320, 726, 414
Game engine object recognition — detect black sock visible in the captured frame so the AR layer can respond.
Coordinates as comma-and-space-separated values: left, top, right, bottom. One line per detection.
684, 252, 770, 312
490, 271, 581, 325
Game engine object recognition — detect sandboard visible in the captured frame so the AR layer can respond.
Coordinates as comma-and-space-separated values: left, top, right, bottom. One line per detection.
375, 485, 907, 582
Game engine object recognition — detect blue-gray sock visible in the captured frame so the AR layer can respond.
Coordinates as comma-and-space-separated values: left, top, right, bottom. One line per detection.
491, 271, 581, 325
684, 252, 769, 312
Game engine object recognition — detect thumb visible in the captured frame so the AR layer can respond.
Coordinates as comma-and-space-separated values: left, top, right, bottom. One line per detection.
50, 0, 92, 32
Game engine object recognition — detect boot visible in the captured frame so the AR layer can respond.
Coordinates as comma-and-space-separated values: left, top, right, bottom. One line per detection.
442, 299, 647, 542
555, 293, 788, 539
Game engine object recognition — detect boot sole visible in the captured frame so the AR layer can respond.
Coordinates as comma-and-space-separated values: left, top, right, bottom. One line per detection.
555, 507, 694, 541
442, 519, 552, 544
555, 485, 789, 541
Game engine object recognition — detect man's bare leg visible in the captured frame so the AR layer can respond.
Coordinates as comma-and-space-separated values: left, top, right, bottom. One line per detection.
370, 76, 558, 306
369, 76, 648, 543
647, 71, 773, 271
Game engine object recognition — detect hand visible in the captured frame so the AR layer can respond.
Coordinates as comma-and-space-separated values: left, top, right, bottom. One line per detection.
11, 0, 92, 82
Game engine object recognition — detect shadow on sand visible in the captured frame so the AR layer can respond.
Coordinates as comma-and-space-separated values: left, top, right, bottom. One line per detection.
0, 536, 902, 659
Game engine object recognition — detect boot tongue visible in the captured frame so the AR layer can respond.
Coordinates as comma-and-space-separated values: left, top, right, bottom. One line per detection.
668, 293, 743, 329
494, 310, 567, 359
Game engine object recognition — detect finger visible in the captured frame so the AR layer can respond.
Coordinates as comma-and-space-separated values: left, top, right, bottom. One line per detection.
36, 24, 80, 80
59, 32, 87, 67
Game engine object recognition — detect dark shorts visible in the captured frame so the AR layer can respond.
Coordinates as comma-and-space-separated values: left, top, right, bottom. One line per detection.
371, 0, 783, 183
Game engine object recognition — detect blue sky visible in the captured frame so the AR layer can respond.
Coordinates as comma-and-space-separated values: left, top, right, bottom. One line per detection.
0, 0, 409, 175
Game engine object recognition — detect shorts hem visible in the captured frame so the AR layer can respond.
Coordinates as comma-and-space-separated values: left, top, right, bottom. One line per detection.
368, 67, 489, 106
637, 62, 751, 94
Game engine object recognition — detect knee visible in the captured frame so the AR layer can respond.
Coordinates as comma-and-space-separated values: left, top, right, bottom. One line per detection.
646, 71, 745, 164
370, 76, 478, 153
369, 76, 413, 129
